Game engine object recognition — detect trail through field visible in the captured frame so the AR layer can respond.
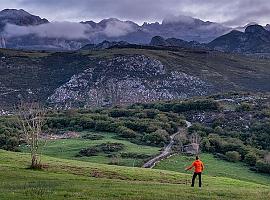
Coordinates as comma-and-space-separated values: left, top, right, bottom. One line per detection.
142, 120, 191, 168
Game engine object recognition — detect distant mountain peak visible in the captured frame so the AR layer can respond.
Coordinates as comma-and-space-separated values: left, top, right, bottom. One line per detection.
209, 24, 270, 53
0, 8, 49, 26
0, 9, 41, 20
245, 24, 267, 34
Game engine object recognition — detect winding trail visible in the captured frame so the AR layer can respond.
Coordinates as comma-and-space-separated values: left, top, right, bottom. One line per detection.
142, 120, 191, 168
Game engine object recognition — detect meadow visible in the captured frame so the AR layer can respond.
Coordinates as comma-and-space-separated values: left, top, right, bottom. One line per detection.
21, 131, 161, 167
1, 150, 270, 200
154, 153, 270, 186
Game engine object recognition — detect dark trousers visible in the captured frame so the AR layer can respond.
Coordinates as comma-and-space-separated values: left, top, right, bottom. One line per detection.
191, 172, 202, 187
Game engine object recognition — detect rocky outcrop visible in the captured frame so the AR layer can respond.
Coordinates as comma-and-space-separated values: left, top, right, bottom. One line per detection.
48, 55, 213, 108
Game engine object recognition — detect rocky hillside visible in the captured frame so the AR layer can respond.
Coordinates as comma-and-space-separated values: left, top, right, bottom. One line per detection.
48, 55, 212, 108
1, 47, 270, 110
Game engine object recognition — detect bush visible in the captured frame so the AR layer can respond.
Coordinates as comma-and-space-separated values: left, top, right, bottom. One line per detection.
78, 142, 125, 157
99, 143, 125, 153
244, 153, 258, 166
124, 121, 148, 133
145, 109, 158, 119
0, 124, 20, 151
236, 103, 254, 112
201, 138, 211, 152
225, 151, 241, 162
214, 153, 227, 161
255, 160, 270, 174
82, 134, 104, 140
143, 129, 170, 146
109, 109, 135, 118
78, 147, 99, 156
120, 152, 151, 159
94, 120, 118, 132
116, 126, 137, 138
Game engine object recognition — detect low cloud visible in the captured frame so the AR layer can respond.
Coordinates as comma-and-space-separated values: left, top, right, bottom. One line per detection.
3, 20, 136, 39
4, 22, 91, 39
162, 15, 195, 25
103, 20, 135, 37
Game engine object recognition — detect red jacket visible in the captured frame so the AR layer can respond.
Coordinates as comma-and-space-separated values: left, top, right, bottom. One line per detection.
187, 160, 204, 173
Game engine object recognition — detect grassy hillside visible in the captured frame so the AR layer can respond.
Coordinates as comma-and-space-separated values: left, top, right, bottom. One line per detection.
0, 150, 270, 200
154, 153, 270, 186
21, 131, 161, 167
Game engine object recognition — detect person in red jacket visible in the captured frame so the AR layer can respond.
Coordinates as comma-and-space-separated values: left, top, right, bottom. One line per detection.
185, 155, 204, 187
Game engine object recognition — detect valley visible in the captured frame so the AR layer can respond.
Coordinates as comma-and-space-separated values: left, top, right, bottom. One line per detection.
0, 5, 270, 200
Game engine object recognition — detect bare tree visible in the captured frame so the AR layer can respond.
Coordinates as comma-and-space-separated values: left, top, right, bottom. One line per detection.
265, 152, 270, 164
17, 102, 46, 169
189, 132, 202, 155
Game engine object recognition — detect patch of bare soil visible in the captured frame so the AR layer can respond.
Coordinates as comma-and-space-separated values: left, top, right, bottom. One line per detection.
40, 131, 80, 140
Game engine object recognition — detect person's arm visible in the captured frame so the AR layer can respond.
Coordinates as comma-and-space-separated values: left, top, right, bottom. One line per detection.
201, 162, 204, 171
185, 162, 194, 171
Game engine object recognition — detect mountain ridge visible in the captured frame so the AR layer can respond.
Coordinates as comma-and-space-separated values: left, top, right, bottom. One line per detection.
0, 9, 230, 50
208, 24, 270, 53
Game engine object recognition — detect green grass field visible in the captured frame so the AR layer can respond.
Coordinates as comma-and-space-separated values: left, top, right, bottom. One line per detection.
21, 131, 161, 167
154, 153, 270, 186
0, 150, 270, 200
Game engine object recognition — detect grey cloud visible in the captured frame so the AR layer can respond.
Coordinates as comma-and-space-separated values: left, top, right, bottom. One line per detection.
3, 20, 136, 39
102, 21, 135, 37
4, 22, 91, 39
162, 15, 195, 24
0, 0, 269, 26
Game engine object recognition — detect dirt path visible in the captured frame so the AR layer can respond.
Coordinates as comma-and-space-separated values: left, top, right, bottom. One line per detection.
142, 120, 191, 168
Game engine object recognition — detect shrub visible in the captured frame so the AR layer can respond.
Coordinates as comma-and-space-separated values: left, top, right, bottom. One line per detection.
81, 118, 95, 129
124, 121, 148, 133
82, 134, 104, 140
214, 153, 227, 161
225, 151, 241, 162
120, 152, 151, 159
78, 147, 99, 156
244, 153, 258, 166
116, 126, 137, 138
255, 160, 270, 174
236, 103, 254, 112
145, 109, 158, 119
98, 143, 125, 153
201, 138, 211, 152
109, 109, 135, 118
143, 129, 170, 146
94, 120, 118, 132
78, 142, 125, 157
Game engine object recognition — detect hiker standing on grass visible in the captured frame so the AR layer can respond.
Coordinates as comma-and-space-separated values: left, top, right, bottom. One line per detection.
185, 156, 204, 187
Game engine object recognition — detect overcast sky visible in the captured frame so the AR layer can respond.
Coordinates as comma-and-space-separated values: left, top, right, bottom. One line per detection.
0, 0, 269, 26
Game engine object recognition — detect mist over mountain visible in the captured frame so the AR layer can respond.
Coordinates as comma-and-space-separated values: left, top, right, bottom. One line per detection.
1, 8, 270, 53
0, 9, 232, 50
